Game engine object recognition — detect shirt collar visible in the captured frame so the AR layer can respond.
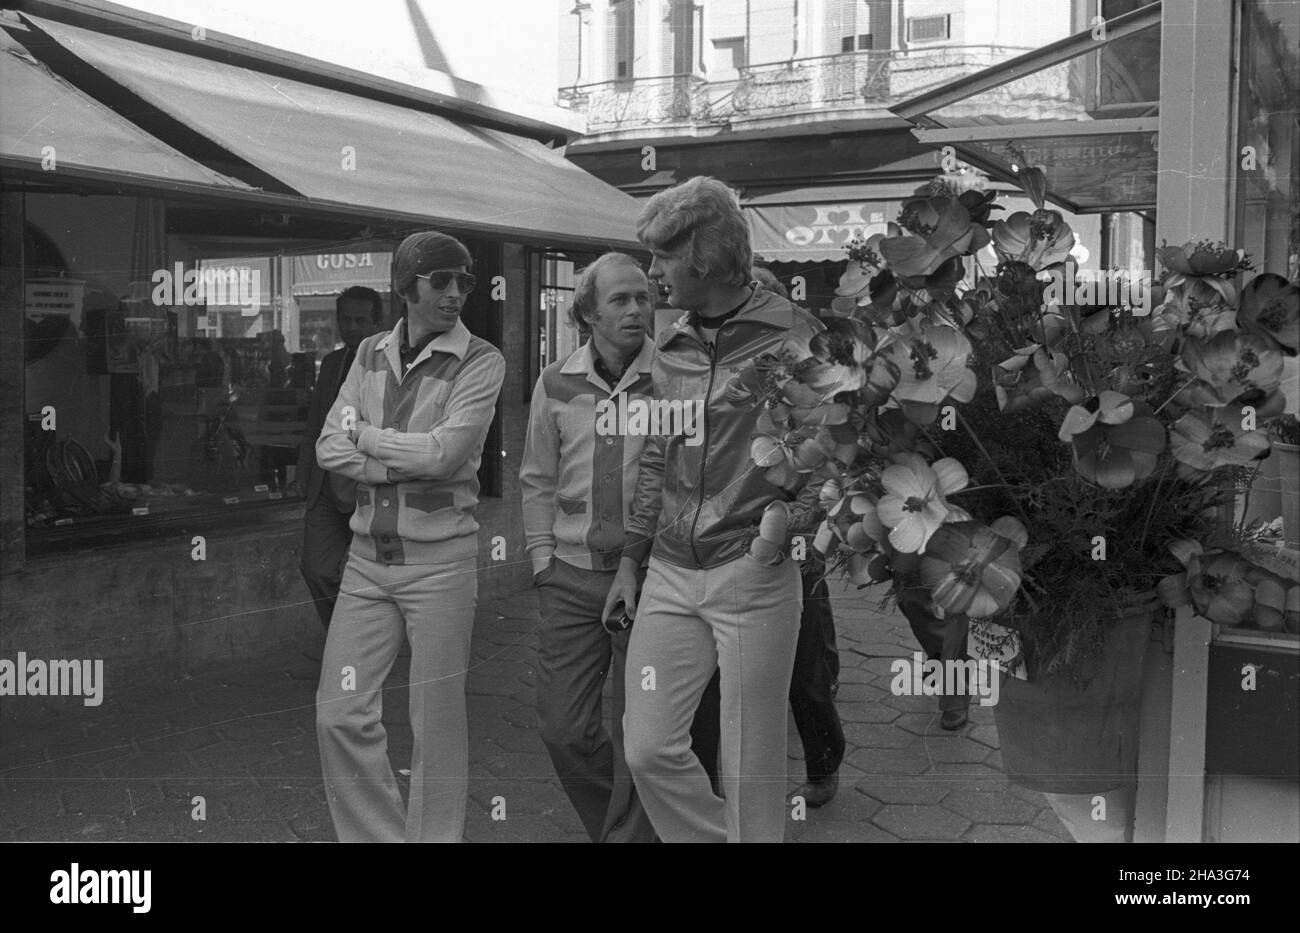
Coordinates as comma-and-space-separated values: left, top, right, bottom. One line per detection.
560, 336, 655, 391
377, 319, 473, 374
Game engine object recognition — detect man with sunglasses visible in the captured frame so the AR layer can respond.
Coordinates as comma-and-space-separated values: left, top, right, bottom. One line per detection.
315, 231, 505, 843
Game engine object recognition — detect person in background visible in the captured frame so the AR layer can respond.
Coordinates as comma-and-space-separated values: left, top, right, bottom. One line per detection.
752, 265, 847, 807
315, 232, 505, 842
293, 285, 386, 631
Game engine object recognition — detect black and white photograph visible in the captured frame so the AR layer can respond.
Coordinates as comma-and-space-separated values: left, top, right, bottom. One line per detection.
0, 0, 1296, 898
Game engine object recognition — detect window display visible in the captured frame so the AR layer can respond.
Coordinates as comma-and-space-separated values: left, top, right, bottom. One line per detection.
19, 191, 391, 538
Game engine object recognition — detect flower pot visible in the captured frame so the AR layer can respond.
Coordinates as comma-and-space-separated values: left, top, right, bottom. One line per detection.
992, 592, 1157, 795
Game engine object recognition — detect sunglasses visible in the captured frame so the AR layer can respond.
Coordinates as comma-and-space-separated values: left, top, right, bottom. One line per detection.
415, 270, 477, 293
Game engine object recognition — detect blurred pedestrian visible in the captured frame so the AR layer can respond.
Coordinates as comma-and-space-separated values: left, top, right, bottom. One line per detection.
294, 286, 385, 631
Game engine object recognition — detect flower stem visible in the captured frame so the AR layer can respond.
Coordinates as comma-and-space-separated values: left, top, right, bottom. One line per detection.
956, 412, 1034, 527
1137, 454, 1175, 554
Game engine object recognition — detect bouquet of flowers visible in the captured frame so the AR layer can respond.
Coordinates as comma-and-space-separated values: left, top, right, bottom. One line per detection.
727, 165, 1300, 680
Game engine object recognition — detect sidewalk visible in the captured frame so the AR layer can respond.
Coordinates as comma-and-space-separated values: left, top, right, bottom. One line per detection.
0, 577, 1070, 843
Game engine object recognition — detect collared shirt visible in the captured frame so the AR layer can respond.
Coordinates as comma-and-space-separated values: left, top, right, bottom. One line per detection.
519, 336, 657, 574
316, 315, 505, 565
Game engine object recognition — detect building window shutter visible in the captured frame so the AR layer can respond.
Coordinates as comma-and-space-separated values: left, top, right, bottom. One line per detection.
609, 0, 635, 79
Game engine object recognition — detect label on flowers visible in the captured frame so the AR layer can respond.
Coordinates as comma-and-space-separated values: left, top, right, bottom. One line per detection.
969, 619, 1028, 680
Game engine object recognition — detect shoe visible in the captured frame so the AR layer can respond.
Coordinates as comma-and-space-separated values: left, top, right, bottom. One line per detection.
790, 773, 838, 808
940, 708, 969, 731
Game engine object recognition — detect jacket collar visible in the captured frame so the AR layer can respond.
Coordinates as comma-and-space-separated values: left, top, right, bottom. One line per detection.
376, 317, 471, 376
656, 287, 796, 350
561, 335, 654, 393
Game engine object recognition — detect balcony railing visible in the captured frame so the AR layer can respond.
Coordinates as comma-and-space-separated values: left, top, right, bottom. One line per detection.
557, 45, 1049, 135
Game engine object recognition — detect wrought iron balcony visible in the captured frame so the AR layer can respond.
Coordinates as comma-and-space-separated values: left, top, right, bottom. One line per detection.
556, 45, 1052, 136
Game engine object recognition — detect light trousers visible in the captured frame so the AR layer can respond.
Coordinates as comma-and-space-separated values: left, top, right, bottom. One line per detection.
315, 551, 478, 842
623, 553, 802, 842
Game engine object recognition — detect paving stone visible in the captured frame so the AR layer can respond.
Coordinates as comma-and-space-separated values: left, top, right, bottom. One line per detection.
1031, 806, 1073, 840
224, 783, 321, 821
968, 724, 1000, 748
0, 780, 65, 828
61, 779, 165, 816
965, 823, 1069, 844
289, 810, 334, 842
856, 777, 951, 806
188, 741, 283, 774
469, 779, 567, 819
190, 819, 298, 842
490, 725, 547, 756
138, 727, 227, 753
915, 735, 992, 764
791, 819, 901, 843
479, 750, 557, 782
17, 813, 126, 841
845, 747, 933, 775
941, 787, 1041, 824
873, 803, 972, 841
218, 715, 309, 744
838, 702, 901, 724
6, 756, 105, 782
842, 721, 922, 750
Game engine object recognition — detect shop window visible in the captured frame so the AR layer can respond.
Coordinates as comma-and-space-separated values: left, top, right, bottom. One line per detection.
16, 189, 509, 542
906, 15, 950, 43
536, 252, 580, 373
1233, 0, 1299, 281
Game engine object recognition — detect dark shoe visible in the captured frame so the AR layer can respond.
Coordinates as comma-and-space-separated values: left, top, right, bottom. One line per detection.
790, 773, 838, 808
940, 708, 969, 731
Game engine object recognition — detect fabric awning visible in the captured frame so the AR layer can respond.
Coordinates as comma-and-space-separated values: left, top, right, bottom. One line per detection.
743, 184, 921, 263
26, 15, 641, 250
0, 26, 250, 194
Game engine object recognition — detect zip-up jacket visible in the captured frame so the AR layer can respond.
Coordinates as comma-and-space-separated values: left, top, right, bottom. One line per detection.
519, 337, 655, 575
317, 317, 505, 565
622, 287, 826, 570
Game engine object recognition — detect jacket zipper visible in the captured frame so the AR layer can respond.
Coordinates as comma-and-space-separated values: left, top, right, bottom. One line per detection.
688, 337, 715, 567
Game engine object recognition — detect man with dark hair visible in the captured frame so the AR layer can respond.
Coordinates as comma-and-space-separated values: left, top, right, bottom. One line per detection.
315, 231, 505, 842
294, 285, 386, 629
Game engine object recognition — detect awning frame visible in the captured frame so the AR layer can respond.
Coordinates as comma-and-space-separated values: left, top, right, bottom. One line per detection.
889, 2, 1164, 215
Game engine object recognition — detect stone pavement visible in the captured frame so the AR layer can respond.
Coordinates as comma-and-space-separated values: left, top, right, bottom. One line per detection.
0, 576, 1071, 843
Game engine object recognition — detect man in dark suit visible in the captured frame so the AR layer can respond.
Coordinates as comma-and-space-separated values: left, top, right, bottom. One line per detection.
292, 285, 386, 628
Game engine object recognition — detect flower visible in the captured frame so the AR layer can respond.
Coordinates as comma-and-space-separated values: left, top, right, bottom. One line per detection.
920, 517, 1028, 618
876, 453, 969, 554
1179, 331, 1285, 405
1156, 239, 1251, 294
803, 317, 879, 394
1057, 391, 1137, 440
1157, 540, 1255, 626
1238, 273, 1299, 353
995, 345, 1084, 412
1154, 277, 1240, 338
884, 323, 977, 423
991, 210, 1075, 270
1169, 409, 1270, 474
878, 197, 990, 278
1060, 396, 1165, 489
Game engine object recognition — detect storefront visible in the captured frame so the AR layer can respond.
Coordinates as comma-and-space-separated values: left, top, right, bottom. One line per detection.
0, 3, 642, 681
890, 0, 1299, 842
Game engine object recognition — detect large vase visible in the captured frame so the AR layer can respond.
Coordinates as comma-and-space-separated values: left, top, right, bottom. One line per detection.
993, 591, 1158, 795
